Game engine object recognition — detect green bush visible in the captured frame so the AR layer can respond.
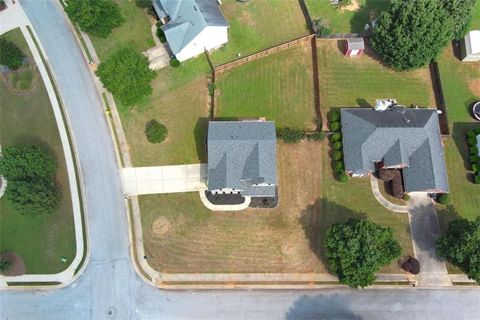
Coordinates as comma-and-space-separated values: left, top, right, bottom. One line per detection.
276, 127, 304, 144
337, 172, 348, 182
402, 194, 410, 201
6, 179, 58, 216
329, 121, 341, 132
470, 146, 479, 155
309, 131, 325, 141
65, 0, 123, 38
0, 38, 24, 70
474, 127, 480, 135
327, 110, 341, 122
475, 174, 480, 184
96, 47, 156, 106
472, 163, 479, 173
333, 160, 345, 173
330, 132, 342, 142
325, 219, 401, 288
437, 194, 450, 205
471, 155, 480, 163
332, 141, 343, 150
156, 24, 166, 43
332, 150, 343, 161
145, 120, 168, 143
170, 57, 180, 68
466, 130, 476, 139
467, 137, 477, 146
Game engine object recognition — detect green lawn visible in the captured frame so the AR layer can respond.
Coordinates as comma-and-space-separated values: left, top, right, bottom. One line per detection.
317, 40, 434, 114
0, 28, 76, 274
216, 44, 317, 129
437, 48, 480, 221
305, 0, 390, 34
471, 1, 480, 30
90, 0, 154, 61
210, 0, 310, 65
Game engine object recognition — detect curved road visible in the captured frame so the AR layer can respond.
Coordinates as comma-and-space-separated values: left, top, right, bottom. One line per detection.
1, 1, 479, 319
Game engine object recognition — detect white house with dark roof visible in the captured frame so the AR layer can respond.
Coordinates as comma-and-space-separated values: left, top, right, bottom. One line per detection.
152, 0, 228, 61
341, 106, 449, 194
207, 120, 277, 198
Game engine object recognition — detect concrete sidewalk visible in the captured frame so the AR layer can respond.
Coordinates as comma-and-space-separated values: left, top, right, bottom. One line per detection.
121, 164, 207, 195
370, 175, 408, 213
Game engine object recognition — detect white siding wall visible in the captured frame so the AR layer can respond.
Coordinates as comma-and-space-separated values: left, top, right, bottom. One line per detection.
175, 26, 228, 61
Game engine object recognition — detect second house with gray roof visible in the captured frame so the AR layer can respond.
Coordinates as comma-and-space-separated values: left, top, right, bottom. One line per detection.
152, 0, 229, 61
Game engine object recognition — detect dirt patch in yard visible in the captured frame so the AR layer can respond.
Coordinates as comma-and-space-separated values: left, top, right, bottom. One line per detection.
340, 0, 360, 12
469, 79, 480, 97
152, 217, 173, 238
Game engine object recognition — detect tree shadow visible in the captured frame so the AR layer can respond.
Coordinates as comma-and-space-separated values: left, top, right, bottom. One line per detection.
451, 40, 463, 61
194, 117, 208, 163
298, 198, 367, 272
336, 39, 346, 55
286, 294, 363, 320
355, 98, 371, 108
451, 122, 479, 172
436, 204, 461, 235
349, 0, 391, 34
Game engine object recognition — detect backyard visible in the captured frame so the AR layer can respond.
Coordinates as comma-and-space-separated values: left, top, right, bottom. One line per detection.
140, 141, 412, 274
317, 40, 435, 116
215, 43, 317, 130
0, 28, 76, 274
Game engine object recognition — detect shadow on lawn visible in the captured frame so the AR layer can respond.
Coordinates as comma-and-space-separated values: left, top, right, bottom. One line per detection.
349, 0, 391, 34
436, 204, 461, 235
286, 293, 363, 320
451, 122, 479, 174
194, 117, 208, 163
299, 198, 366, 272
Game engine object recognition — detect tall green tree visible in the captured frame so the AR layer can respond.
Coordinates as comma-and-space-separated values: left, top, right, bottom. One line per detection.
437, 217, 480, 283
0, 38, 24, 70
65, 0, 123, 38
441, 0, 477, 40
6, 179, 59, 216
96, 47, 156, 106
371, 0, 454, 71
325, 219, 402, 288
0, 145, 56, 180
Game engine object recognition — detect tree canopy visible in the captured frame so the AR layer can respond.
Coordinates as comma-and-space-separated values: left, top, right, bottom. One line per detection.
96, 47, 156, 107
325, 218, 402, 288
437, 217, 480, 283
0, 145, 58, 216
0, 38, 24, 70
371, 0, 468, 71
145, 120, 168, 143
65, 0, 123, 38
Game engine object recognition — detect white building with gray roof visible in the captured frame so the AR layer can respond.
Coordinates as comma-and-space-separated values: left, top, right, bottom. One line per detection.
152, 0, 228, 61
207, 120, 277, 197
341, 106, 449, 194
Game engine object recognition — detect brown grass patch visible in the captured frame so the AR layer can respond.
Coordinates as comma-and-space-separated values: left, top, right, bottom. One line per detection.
151, 217, 173, 238
469, 79, 480, 97
340, 0, 360, 12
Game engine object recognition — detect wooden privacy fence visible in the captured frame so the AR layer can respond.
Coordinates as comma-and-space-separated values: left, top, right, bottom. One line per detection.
429, 61, 450, 135
214, 34, 315, 74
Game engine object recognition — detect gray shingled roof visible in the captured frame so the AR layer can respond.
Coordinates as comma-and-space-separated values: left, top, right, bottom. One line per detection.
341, 107, 448, 193
347, 37, 364, 50
207, 121, 277, 197
153, 0, 228, 55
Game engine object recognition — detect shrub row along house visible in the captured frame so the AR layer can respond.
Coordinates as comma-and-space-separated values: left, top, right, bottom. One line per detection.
341, 104, 449, 197
152, 0, 229, 62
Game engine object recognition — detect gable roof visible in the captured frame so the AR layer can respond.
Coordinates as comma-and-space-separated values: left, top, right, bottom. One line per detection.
341, 107, 448, 193
154, 0, 228, 55
347, 37, 364, 50
465, 30, 480, 55
207, 121, 277, 197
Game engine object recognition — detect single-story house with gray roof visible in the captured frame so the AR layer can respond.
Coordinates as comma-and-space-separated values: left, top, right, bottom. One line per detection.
341, 106, 449, 194
152, 0, 228, 62
207, 120, 277, 197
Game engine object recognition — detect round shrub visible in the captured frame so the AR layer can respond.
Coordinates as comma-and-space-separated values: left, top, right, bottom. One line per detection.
475, 127, 480, 135
276, 127, 304, 144
332, 150, 343, 161
470, 146, 479, 155
402, 194, 410, 201
337, 172, 348, 182
332, 141, 343, 150
474, 174, 480, 184
467, 137, 477, 146
466, 130, 476, 139
333, 160, 344, 173
170, 58, 180, 68
329, 121, 341, 132
472, 163, 479, 173
471, 155, 480, 163
0, 39, 24, 70
327, 110, 341, 122
437, 194, 450, 205
330, 132, 342, 142
145, 120, 168, 143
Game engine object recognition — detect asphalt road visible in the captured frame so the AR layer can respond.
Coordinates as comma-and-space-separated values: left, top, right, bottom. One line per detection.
1, 1, 479, 319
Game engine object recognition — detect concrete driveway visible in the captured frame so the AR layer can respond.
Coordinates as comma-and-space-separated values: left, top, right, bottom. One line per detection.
121, 164, 207, 195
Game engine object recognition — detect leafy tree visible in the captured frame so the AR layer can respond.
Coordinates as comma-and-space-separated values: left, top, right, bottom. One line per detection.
96, 47, 156, 106
145, 120, 168, 143
371, 0, 454, 71
6, 179, 58, 216
475, 174, 480, 184
325, 219, 402, 288
0, 145, 56, 180
437, 194, 450, 204
0, 38, 24, 70
65, 0, 123, 38
441, 0, 477, 40
276, 127, 304, 144
437, 217, 480, 283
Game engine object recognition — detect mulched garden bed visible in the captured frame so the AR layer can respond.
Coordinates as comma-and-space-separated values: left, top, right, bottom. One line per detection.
205, 191, 246, 205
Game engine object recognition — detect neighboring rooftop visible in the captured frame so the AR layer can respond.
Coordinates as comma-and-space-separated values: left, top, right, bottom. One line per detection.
153, 0, 228, 55
341, 107, 449, 193
207, 121, 277, 197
